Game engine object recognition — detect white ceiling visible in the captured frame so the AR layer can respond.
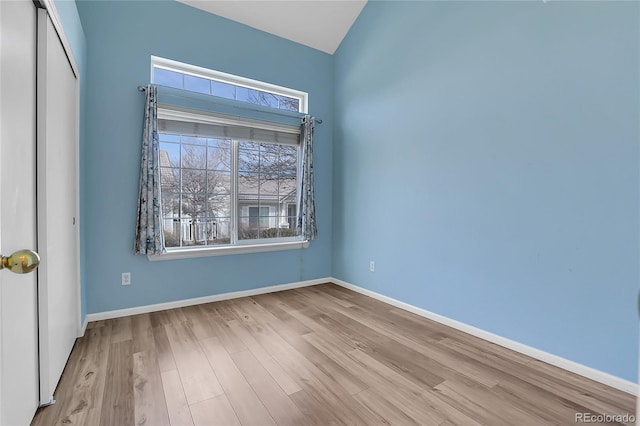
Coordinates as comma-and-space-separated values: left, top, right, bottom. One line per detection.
177, 0, 367, 54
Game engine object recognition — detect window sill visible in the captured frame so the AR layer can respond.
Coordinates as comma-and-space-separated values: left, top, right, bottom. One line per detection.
147, 240, 309, 261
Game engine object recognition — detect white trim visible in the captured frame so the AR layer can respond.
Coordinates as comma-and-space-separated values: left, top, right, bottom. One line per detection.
38, 397, 56, 409
41, 0, 79, 79
78, 318, 87, 338
0, 0, 3, 421
0, 3, 4, 421
330, 277, 639, 396
231, 139, 239, 245
151, 55, 308, 113
85, 277, 329, 322
148, 240, 309, 261
36, 8, 81, 406
74, 69, 82, 341
158, 105, 301, 136
36, 8, 51, 407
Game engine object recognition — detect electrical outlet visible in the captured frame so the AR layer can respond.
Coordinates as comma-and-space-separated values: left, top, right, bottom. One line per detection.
122, 272, 131, 286
369, 261, 375, 272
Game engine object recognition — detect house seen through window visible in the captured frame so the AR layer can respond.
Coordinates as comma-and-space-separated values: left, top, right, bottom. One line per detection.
152, 58, 306, 250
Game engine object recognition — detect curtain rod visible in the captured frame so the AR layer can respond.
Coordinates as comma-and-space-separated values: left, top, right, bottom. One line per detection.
137, 85, 323, 124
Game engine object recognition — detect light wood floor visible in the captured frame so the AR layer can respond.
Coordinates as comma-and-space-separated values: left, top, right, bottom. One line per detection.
32, 283, 635, 426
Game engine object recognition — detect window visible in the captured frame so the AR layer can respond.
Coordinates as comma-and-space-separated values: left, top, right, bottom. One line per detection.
157, 109, 303, 251
151, 56, 308, 114
151, 59, 308, 257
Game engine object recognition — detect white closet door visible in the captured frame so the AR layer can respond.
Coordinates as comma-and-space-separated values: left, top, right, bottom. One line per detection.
36, 8, 80, 404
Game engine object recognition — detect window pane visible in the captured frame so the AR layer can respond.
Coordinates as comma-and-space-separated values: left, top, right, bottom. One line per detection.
239, 207, 271, 239
162, 191, 182, 248
154, 67, 182, 89
278, 95, 300, 112
259, 145, 280, 179
249, 206, 261, 228
238, 141, 262, 176
195, 222, 210, 245
207, 170, 231, 194
180, 217, 209, 246
207, 142, 231, 171
260, 208, 271, 227
238, 174, 260, 199
286, 204, 297, 233
259, 179, 279, 207
212, 80, 236, 100
240, 141, 262, 151
236, 141, 299, 241
207, 218, 230, 245
160, 168, 180, 193
184, 74, 211, 95
256, 91, 278, 107
182, 135, 207, 146
187, 217, 225, 245
208, 138, 230, 149
180, 197, 206, 221
280, 145, 298, 178
235, 86, 252, 103
161, 192, 180, 217
260, 215, 272, 230
181, 169, 206, 194
181, 145, 206, 169
163, 221, 181, 248
159, 133, 180, 143
279, 181, 297, 213
238, 217, 258, 240
208, 195, 230, 218
260, 217, 280, 237
159, 142, 180, 168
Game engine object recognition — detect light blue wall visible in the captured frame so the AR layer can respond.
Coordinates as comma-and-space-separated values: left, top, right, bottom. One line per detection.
75, 0, 639, 383
333, 1, 639, 382
53, 0, 87, 322
76, 0, 333, 314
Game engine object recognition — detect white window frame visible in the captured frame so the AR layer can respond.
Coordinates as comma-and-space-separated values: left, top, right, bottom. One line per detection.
151, 56, 308, 114
149, 106, 308, 261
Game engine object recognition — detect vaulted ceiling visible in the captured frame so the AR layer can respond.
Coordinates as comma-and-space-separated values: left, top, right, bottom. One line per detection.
176, 0, 367, 54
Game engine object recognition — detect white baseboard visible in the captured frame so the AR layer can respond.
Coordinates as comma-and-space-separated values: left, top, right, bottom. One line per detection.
330, 277, 639, 396
85, 277, 331, 323
78, 317, 88, 337
83, 274, 637, 395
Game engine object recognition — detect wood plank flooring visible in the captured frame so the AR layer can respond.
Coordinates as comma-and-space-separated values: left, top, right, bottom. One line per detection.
32, 283, 636, 426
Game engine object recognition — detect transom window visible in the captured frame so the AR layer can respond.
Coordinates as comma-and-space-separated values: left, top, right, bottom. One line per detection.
152, 56, 307, 113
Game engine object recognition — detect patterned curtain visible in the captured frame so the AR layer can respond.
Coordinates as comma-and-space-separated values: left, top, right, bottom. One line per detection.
298, 115, 318, 240
134, 85, 165, 254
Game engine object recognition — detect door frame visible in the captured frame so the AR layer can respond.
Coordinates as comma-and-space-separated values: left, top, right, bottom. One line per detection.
37, 0, 82, 406
0, 2, 4, 419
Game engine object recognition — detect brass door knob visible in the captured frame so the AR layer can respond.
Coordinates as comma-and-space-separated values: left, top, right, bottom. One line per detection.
0, 249, 40, 274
